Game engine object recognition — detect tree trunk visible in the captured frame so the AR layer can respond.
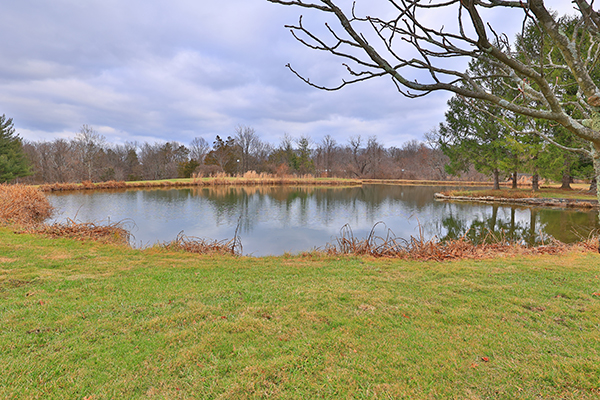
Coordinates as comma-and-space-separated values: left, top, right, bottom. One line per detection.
493, 169, 500, 190
560, 172, 572, 190
589, 177, 597, 194
593, 144, 600, 206
511, 171, 517, 189
592, 146, 600, 250
532, 173, 539, 192
560, 159, 572, 190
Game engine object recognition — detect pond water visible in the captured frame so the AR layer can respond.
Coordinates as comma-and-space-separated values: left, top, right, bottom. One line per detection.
48, 184, 599, 256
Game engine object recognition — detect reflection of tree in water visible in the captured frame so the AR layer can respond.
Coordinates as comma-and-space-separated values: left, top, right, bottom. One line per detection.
182, 184, 481, 236
139, 188, 193, 204
53, 186, 600, 250
440, 205, 535, 244
537, 209, 599, 243
438, 204, 599, 245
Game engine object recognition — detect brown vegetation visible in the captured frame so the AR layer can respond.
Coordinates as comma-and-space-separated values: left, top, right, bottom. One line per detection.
38, 174, 362, 193
0, 184, 131, 245
0, 184, 54, 225
322, 222, 599, 261
160, 231, 242, 256
26, 219, 132, 245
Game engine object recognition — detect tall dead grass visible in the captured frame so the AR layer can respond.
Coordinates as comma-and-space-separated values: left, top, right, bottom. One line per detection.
0, 184, 54, 225
322, 222, 598, 261
38, 174, 361, 193
1, 184, 132, 245
160, 231, 242, 256
27, 218, 133, 245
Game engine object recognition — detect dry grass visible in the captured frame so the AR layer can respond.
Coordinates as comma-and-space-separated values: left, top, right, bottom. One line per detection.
0, 184, 54, 226
38, 175, 361, 193
24, 218, 133, 245
0, 184, 131, 246
322, 222, 599, 261
160, 231, 242, 256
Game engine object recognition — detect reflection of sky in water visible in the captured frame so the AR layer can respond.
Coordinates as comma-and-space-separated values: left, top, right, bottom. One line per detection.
48, 185, 599, 256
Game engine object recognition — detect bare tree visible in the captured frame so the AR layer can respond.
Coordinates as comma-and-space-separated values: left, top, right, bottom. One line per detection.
234, 125, 261, 173
267, 0, 600, 200
74, 124, 106, 181
189, 137, 210, 164
347, 135, 370, 177
315, 134, 338, 176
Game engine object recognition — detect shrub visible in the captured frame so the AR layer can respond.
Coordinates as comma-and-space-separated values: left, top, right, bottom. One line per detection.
0, 184, 54, 225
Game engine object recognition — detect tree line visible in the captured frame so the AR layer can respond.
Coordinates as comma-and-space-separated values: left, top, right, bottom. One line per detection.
17, 125, 466, 184
0, 112, 592, 187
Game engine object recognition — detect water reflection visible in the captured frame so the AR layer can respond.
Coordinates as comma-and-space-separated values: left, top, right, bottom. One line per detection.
48, 185, 599, 256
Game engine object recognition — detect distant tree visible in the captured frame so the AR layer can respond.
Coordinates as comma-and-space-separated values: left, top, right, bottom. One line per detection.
315, 134, 338, 176
347, 136, 369, 177
205, 135, 237, 174
269, 134, 298, 173
138, 141, 188, 180
295, 136, 314, 174
74, 125, 106, 181
234, 125, 260, 173
0, 115, 32, 182
189, 137, 210, 164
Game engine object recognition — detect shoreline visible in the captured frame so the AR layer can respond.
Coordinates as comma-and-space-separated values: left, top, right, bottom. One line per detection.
34, 177, 536, 193
434, 192, 599, 210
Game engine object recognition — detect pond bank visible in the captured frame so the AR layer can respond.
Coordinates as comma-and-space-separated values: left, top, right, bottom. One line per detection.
37, 176, 363, 192
434, 192, 600, 210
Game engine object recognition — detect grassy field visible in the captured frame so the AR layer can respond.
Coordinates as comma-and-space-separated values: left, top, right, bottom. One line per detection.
1, 227, 600, 399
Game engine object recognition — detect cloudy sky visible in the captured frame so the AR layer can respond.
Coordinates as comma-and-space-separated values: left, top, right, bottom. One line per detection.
0, 0, 574, 149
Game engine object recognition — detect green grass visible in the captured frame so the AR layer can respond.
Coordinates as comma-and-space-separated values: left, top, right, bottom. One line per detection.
449, 187, 597, 201
1, 228, 600, 399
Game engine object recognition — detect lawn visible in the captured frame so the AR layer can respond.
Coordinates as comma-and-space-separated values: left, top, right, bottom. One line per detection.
1, 227, 600, 399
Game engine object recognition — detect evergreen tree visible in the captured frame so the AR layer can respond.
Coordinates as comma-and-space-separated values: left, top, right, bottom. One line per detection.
0, 114, 32, 182
204, 135, 238, 175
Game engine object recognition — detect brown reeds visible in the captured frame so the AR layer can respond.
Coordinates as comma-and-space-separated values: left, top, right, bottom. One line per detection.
38, 174, 362, 193
27, 218, 133, 245
322, 222, 598, 261
161, 231, 242, 256
0, 184, 54, 226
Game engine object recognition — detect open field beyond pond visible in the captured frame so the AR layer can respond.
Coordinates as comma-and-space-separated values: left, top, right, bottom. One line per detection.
1, 227, 600, 399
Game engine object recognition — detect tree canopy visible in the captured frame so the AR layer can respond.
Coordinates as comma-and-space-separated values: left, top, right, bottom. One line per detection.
0, 114, 31, 183
267, 0, 600, 200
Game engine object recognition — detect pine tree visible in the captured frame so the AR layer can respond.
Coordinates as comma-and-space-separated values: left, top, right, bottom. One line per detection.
0, 114, 31, 182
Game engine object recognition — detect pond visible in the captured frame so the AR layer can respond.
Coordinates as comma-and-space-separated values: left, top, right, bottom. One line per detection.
48, 184, 599, 256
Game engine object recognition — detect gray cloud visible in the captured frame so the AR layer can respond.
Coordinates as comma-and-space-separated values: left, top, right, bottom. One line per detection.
0, 0, 573, 149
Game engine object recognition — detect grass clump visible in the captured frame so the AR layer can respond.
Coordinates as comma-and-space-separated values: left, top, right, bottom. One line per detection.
0, 184, 54, 225
160, 231, 242, 256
